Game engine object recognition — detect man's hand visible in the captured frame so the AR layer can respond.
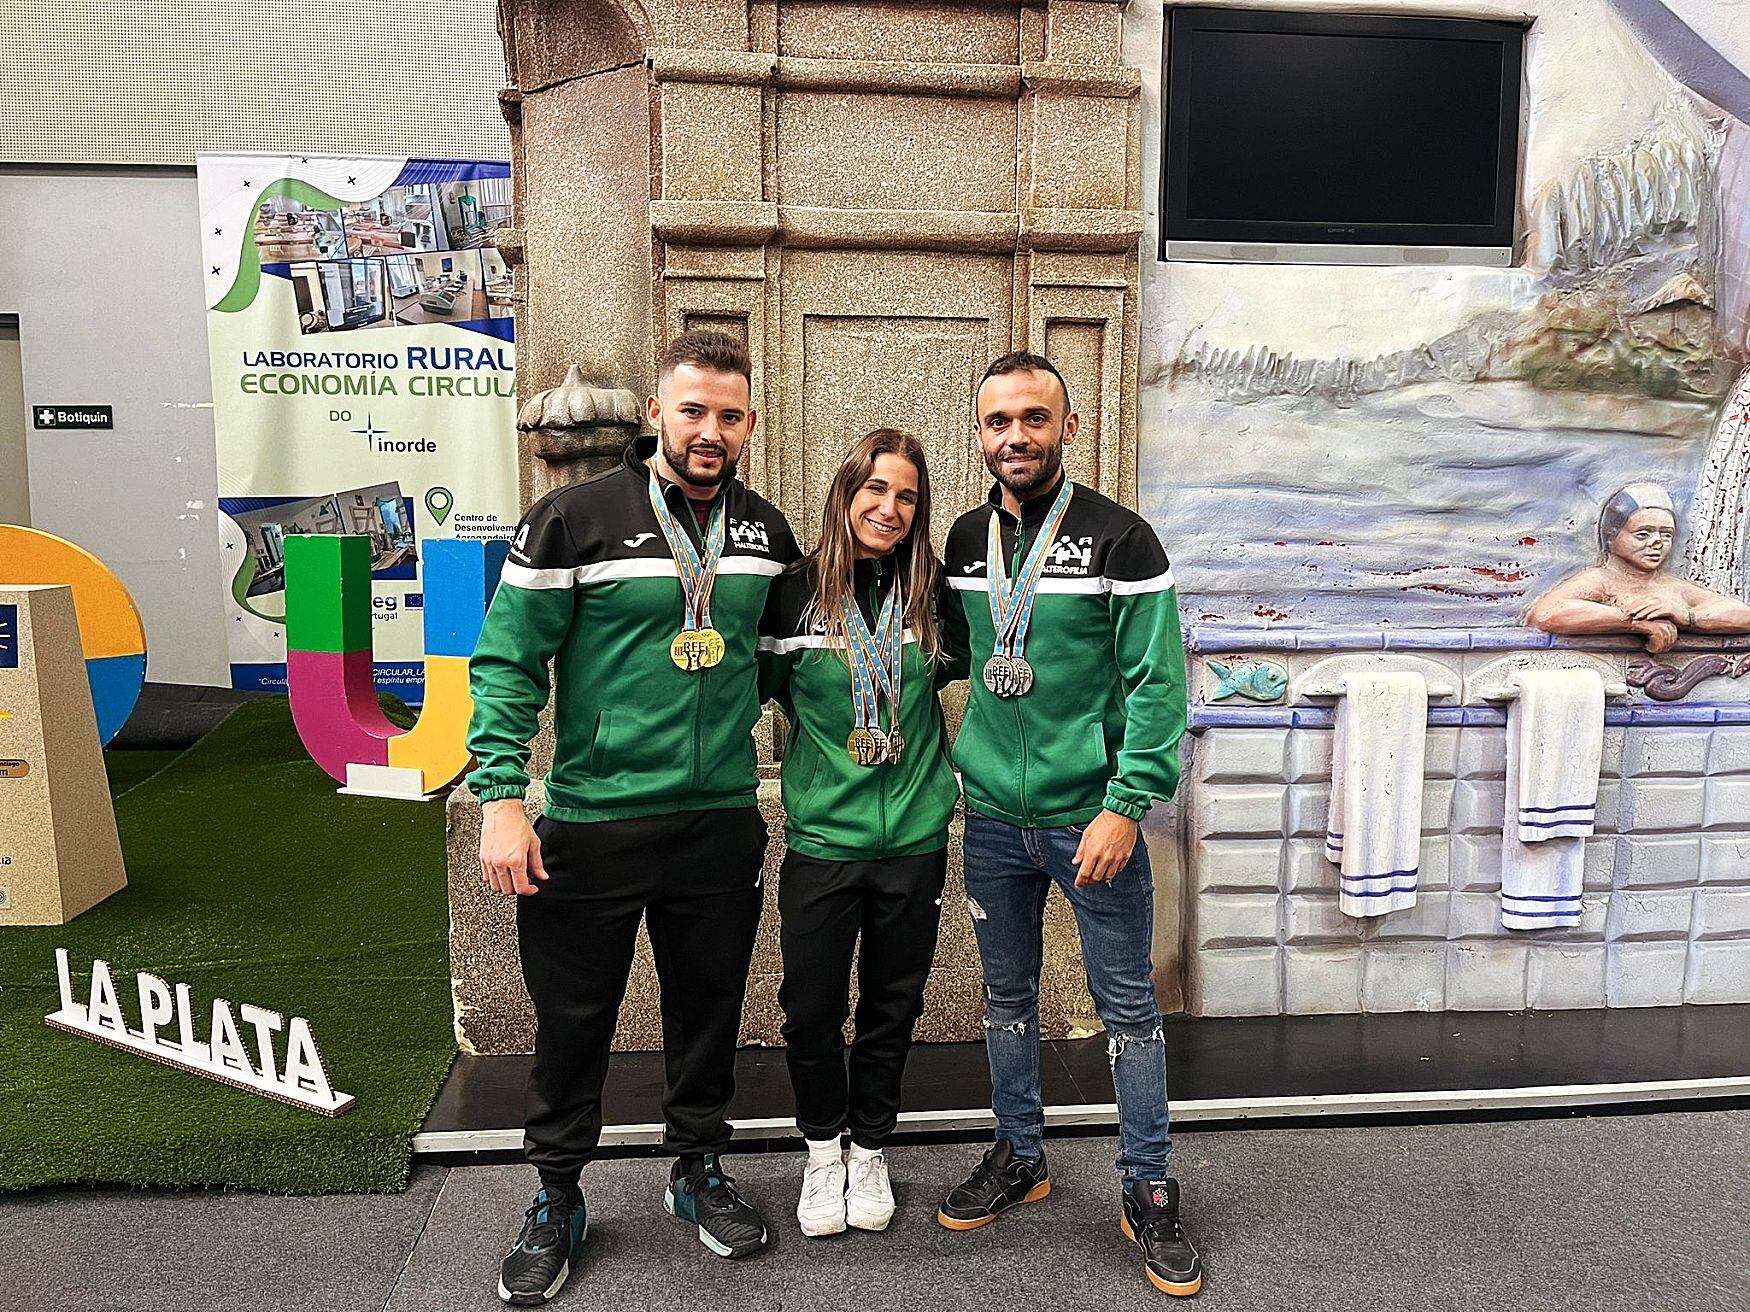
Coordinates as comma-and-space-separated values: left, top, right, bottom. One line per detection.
1072, 809, 1139, 887
480, 798, 547, 896
1625, 600, 1688, 625
1630, 617, 1680, 653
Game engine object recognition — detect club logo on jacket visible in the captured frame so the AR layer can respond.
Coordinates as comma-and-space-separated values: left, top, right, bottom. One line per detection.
728, 518, 770, 552
1042, 535, 1094, 574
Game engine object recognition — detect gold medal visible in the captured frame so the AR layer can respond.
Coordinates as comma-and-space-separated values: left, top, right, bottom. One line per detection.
884, 728, 905, 765
671, 627, 726, 672
847, 725, 889, 767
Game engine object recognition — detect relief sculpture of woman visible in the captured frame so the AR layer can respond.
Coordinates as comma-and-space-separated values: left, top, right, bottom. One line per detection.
1527, 483, 1750, 653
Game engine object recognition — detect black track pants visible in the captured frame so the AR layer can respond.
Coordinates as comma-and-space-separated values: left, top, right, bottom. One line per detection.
777, 847, 947, 1147
517, 807, 768, 1187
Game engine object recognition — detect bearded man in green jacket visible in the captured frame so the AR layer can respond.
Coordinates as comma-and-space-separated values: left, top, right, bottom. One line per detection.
467, 330, 798, 1305
935, 352, 1202, 1299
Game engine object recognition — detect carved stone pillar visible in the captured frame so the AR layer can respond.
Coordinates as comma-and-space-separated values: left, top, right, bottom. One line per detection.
457, 0, 1151, 1051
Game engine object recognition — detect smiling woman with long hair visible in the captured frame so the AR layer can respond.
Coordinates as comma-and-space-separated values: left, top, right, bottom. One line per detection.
757, 427, 959, 1238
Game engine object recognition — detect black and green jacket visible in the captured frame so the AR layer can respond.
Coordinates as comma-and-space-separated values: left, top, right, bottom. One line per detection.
467, 434, 799, 821
942, 476, 1188, 828
758, 559, 959, 861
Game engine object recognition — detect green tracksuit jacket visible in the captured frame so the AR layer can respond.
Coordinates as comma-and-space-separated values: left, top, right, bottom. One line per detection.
466, 435, 800, 821
942, 476, 1188, 828
758, 557, 958, 861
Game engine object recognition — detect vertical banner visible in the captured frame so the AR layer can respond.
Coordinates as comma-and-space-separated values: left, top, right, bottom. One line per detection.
197, 153, 519, 699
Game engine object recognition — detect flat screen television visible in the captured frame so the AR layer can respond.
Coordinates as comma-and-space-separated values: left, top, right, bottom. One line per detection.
1163, 7, 1525, 267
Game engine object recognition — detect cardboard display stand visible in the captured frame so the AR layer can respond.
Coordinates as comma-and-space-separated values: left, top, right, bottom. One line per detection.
0, 585, 128, 925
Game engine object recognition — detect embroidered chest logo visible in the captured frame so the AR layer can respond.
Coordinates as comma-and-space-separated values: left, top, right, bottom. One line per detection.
728, 518, 770, 552
1041, 535, 1094, 575
623, 532, 656, 549
961, 560, 986, 574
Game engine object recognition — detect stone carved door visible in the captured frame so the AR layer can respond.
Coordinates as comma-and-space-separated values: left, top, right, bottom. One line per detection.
778, 249, 1015, 549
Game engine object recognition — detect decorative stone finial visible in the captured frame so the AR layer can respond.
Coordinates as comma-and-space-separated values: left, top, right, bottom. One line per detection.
517, 365, 643, 465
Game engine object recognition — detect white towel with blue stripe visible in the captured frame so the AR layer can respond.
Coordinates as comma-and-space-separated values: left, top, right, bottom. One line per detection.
1324, 671, 1428, 917
1500, 668, 1605, 930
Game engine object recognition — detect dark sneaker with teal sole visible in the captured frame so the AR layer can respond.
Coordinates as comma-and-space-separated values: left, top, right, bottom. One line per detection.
1121, 1178, 1203, 1297
937, 1140, 1051, 1230
665, 1153, 769, 1258
498, 1186, 587, 1305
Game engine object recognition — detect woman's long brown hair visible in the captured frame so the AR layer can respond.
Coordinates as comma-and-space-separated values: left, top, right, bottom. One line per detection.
801, 428, 942, 659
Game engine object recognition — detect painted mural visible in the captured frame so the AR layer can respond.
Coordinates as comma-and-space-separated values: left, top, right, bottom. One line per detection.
1135, 0, 1750, 631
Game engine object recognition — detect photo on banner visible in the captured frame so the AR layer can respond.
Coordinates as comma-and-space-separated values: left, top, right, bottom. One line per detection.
197, 153, 520, 702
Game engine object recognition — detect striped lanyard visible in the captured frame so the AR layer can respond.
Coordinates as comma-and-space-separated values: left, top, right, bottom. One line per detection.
647, 467, 725, 632
842, 577, 904, 736
986, 480, 1073, 661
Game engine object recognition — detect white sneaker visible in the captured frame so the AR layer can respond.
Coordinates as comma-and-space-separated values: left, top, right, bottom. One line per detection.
845, 1150, 895, 1231
797, 1156, 847, 1237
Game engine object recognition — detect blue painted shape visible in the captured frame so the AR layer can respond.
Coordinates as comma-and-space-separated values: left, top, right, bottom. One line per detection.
421, 538, 511, 658
392, 159, 511, 186
0, 604, 17, 669
458, 317, 516, 343
1383, 630, 1472, 650
1292, 628, 1388, 651
86, 652, 146, 744
1186, 627, 1299, 653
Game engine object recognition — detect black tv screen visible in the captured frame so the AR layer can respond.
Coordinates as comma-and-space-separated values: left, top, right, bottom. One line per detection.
1163, 7, 1524, 261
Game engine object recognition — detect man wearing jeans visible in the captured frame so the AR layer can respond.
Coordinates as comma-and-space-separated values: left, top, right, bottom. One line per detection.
938, 352, 1200, 1297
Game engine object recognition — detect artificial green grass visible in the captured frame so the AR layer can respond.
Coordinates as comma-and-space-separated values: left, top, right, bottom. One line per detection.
0, 697, 456, 1193
104, 748, 183, 799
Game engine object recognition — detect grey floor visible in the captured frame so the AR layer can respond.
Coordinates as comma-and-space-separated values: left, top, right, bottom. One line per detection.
5, 1112, 1747, 1312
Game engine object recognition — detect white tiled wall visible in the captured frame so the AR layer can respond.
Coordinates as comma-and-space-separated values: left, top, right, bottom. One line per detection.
1185, 724, 1750, 1015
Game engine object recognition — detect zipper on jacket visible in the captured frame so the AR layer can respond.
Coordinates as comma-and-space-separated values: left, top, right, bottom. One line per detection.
693, 669, 705, 792
1009, 514, 1031, 826
673, 479, 719, 795
872, 558, 889, 854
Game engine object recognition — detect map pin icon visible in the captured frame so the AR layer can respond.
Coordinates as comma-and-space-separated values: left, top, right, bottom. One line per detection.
425, 486, 454, 526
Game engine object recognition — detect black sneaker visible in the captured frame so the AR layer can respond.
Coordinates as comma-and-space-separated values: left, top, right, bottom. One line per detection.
497, 1186, 587, 1305
664, 1153, 769, 1258
1121, 1178, 1203, 1296
936, 1140, 1051, 1230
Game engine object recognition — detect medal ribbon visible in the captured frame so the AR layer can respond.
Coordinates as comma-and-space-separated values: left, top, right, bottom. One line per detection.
842, 577, 904, 736
986, 480, 1074, 661
647, 467, 725, 630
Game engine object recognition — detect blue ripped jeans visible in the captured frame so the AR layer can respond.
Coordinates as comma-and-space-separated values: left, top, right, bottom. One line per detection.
962, 810, 1171, 1184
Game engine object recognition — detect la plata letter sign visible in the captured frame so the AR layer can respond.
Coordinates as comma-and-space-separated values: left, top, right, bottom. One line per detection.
45, 948, 355, 1116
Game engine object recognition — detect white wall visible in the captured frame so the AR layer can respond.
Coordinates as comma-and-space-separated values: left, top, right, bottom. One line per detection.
0, 324, 27, 526
0, 2, 506, 165
0, 169, 230, 686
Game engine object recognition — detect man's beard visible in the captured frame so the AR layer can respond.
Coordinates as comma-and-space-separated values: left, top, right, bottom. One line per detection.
984, 437, 1064, 499
661, 429, 737, 489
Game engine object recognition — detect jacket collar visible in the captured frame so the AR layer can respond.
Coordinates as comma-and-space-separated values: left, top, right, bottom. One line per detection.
985, 469, 1068, 527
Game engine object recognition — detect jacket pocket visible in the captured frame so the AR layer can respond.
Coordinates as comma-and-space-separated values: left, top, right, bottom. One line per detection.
1046, 713, 1112, 799
786, 745, 821, 801
587, 709, 612, 776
